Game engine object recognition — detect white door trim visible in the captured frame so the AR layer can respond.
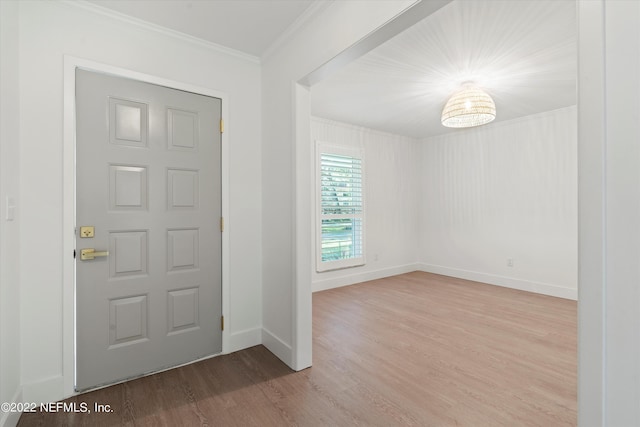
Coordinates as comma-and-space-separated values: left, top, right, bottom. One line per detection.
62, 55, 230, 397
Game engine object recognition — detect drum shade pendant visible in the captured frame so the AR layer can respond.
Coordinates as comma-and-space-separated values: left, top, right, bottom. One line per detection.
441, 83, 496, 128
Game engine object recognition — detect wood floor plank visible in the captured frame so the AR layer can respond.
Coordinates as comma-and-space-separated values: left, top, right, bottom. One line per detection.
18, 272, 576, 426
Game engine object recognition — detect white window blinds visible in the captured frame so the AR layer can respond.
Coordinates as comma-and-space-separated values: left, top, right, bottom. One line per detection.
316, 143, 365, 272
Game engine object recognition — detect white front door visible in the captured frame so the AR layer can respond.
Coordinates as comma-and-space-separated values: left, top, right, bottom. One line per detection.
75, 69, 222, 391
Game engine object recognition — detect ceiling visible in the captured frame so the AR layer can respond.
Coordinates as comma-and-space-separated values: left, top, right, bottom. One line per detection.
86, 0, 317, 57
311, 0, 577, 139
86, 0, 577, 140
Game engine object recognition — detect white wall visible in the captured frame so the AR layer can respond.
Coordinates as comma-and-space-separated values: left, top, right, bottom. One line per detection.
262, 0, 416, 369
601, 2, 640, 422
0, 1, 22, 426
310, 117, 420, 292
578, 1, 640, 425
419, 106, 578, 299
16, 0, 262, 402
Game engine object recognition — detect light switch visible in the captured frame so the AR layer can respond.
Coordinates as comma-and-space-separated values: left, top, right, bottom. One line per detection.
5, 197, 15, 221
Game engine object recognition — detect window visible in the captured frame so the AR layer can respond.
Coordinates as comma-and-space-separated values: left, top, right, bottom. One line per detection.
316, 142, 364, 272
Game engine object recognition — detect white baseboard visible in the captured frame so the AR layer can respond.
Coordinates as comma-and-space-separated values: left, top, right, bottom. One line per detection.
418, 263, 578, 300
21, 375, 64, 405
227, 327, 262, 353
0, 388, 22, 427
312, 263, 420, 293
261, 327, 292, 368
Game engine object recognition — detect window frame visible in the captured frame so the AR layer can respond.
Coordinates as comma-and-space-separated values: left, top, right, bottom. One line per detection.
315, 141, 365, 272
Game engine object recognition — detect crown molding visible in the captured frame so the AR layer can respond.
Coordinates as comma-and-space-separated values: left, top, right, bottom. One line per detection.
62, 0, 260, 64
261, 0, 334, 62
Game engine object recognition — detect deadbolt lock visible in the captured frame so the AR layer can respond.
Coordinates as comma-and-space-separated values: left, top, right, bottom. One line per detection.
80, 226, 95, 238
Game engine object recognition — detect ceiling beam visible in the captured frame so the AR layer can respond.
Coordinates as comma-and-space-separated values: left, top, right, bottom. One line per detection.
299, 0, 452, 87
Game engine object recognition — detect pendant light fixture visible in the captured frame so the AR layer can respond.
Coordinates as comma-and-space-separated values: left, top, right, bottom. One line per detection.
441, 82, 496, 128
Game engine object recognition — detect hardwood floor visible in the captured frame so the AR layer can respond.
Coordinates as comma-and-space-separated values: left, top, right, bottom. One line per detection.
18, 272, 577, 426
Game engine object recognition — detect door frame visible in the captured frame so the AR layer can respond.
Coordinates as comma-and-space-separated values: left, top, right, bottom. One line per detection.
62, 55, 230, 397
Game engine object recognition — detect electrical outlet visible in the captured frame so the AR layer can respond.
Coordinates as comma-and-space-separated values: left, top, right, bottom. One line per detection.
507, 258, 514, 267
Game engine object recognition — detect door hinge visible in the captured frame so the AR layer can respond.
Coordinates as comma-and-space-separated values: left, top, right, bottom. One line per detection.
219, 217, 224, 232
220, 118, 224, 134
221, 316, 224, 331
73, 249, 76, 259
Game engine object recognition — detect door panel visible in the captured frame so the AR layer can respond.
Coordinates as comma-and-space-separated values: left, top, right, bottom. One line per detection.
75, 69, 222, 391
